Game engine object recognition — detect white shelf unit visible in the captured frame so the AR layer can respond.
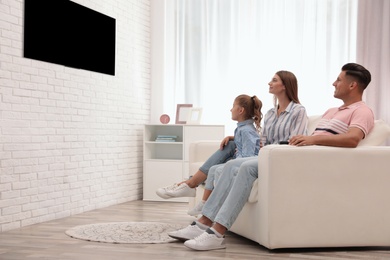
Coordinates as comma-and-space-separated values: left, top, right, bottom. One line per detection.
143, 124, 225, 202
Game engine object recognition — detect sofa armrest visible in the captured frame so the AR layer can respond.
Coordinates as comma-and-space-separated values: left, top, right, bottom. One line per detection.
257, 144, 390, 249
189, 140, 220, 164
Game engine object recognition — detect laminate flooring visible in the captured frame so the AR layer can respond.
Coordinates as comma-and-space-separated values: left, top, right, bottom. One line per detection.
0, 200, 389, 260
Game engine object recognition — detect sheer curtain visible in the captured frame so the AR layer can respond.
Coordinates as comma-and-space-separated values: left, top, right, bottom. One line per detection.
357, 0, 390, 145
161, 0, 358, 134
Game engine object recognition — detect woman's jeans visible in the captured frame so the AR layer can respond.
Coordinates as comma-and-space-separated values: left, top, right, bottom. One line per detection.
204, 164, 224, 190
202, 156, 258, 229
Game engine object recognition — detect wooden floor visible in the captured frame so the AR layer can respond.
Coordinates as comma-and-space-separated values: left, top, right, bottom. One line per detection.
0, 200, 390, 260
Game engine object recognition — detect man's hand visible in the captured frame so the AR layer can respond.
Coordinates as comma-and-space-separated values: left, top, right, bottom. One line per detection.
290, 128, 364, 148
288, 135, 316, 146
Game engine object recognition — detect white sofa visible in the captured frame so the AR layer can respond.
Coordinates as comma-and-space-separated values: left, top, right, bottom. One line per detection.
188, 116, 390, 249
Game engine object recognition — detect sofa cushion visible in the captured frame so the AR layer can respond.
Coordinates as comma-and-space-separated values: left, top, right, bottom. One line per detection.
307, 115, 322, 135
248, 179, 259, 203
358, 119, 390, 146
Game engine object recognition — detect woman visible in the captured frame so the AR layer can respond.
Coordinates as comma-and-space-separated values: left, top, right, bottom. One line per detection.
260, 70, 307, 146
167, 70, 308, 250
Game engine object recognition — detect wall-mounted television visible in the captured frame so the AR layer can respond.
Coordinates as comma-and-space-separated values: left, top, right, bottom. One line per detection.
24, 0, 116, 76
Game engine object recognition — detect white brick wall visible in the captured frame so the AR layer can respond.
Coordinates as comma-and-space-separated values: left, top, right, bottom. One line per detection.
0, 0, 150, 231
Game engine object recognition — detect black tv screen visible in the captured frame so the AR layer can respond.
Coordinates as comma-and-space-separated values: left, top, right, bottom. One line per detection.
24, 0, 116, 76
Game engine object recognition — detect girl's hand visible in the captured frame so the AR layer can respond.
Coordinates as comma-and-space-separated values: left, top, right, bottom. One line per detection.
220, 136, 233, 150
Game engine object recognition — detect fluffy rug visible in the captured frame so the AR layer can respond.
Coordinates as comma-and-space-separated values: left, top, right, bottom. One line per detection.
65, 222, 185, 244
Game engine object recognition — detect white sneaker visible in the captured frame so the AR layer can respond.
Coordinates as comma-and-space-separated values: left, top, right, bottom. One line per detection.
187, 201, 205, 216
164, 183, 196, 198
156, 183, 177, 199
168, 222, 205, 241
184, 229, 226, 251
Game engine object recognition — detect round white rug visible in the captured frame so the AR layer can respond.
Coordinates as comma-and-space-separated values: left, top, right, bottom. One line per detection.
65, 222, 185, 244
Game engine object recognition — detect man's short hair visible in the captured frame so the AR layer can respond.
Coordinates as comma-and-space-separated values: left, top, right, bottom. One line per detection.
342, 63, 371, 90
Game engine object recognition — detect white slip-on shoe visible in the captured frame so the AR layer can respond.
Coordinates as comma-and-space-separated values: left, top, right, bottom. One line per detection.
156, 183, 177, 199
165, 183, 196, 198
168, 222, 205, 241
184, 229, 226, 251
187, 200, 205, 216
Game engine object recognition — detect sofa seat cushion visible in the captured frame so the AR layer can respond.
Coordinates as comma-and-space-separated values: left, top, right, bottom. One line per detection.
248, 179, 259, 203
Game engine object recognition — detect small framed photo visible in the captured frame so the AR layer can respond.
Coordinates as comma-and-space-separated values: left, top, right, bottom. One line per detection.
186, 107, 203, 125
175, 104, 193, 124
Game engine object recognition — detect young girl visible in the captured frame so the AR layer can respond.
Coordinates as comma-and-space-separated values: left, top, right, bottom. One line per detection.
156, 94, 262, 215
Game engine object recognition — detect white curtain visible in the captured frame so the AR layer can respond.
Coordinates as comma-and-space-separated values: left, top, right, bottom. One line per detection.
357, 0, 390, 145
162, 0, 358, 134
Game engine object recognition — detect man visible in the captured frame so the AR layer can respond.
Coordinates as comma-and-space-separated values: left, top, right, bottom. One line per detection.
289, 63, 374, 148
169, 63, 375, 251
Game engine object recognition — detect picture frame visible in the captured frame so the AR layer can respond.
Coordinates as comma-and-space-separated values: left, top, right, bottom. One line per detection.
175, 104, 193, 124
186, 107, 203, 125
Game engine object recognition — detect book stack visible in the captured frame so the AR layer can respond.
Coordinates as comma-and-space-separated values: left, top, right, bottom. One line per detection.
155, 135, 177, 142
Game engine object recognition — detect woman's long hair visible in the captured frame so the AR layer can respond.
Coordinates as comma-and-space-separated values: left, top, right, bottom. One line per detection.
274, 70, 300, 107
